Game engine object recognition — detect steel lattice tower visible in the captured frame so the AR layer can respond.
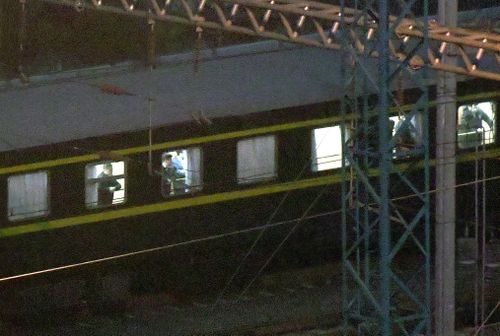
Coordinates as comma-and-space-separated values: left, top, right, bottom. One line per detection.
14, 0, 500, 334
340, 0, 431, 335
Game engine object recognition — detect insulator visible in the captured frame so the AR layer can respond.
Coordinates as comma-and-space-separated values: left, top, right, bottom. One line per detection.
296, 6, 308, 29
439, 32, 450, 54
329, 13, 341, 35
475, 48, 484, 61
159, 0, 171, 15
262, 1, 275, 24
198, 0, 206, 12
230, 4, 239, 17
366, 28, 374, 40
330, 21, 339, 34
439, 42, 447, 54
476, 39, 487, 61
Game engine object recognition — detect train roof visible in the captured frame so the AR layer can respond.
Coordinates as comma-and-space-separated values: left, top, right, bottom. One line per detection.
0, 7, 499, 152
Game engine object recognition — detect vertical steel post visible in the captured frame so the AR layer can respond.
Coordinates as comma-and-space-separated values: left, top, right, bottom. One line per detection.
377, 0, 391, 334
435, 1, 457, 335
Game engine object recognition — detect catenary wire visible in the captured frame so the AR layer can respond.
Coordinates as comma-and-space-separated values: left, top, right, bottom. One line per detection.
236, 185, 331, 300
0, 210, 339, 283
0, 172, 499, 283
210, 123, 337, 310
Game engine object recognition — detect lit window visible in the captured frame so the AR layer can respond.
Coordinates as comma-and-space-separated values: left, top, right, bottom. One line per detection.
160, 147, 202, 197
85, 161, 125, 208
390, 114, 421, 156
237, 135, 277, 184
312, 126, 347, 171
457, 102, 496, 149
8, 171, 49, 221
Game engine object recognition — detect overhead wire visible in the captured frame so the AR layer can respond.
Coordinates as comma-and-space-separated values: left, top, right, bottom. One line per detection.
222, 173, 500, 305
0, 209, 340, 283
235, 185, 331, 300
210, 122, 338, 309
0, 172, 499, 283
210, 126, 499, 307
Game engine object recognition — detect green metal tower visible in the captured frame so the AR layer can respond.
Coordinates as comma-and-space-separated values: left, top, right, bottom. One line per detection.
340, 1, 431, 335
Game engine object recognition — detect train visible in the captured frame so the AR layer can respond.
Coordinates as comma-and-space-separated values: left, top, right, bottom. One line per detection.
0, 8, 499, 324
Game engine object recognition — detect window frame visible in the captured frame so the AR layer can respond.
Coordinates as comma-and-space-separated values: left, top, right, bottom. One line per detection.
160, 146, 203, 198
236, 134, 278, 185
389, 113, 423, 158
84, 160, 127, 209
311, 125, 347, 172
457, 101, 497, 149
7, 170, 50, 222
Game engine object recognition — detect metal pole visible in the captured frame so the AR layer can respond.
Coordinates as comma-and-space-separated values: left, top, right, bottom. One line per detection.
378, 0, 391, 334
435, 0, 457, 335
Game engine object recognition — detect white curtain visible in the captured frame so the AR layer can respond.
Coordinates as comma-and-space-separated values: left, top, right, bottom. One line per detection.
237, 135, 276, 183
185, 147, 202, 189
8, 171, 49, 220
85, 164, 99, 206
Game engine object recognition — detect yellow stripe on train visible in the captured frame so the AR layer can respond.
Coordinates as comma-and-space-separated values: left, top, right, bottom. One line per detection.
0, 174, 343, 238
0, 90, 498, 176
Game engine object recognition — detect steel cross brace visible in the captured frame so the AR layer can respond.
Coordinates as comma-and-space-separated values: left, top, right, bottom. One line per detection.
340, 0, 431, 335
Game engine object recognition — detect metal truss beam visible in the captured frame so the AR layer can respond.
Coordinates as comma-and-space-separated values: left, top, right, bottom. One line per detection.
38, 0, 500, 81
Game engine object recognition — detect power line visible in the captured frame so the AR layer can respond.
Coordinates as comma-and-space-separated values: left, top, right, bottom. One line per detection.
210, 126, 337, 309
236, 185, 330, 301
213, 173, 500, 303
1, 171, 498, 283
0, 210, 338, 283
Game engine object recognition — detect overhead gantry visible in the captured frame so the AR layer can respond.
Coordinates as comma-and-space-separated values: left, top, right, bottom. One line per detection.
36, 0, 500, 80
22, 1, 500, 335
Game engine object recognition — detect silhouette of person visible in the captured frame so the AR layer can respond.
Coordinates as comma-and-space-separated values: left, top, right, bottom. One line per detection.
458, 104, 494, 147
97, 163, 121, 206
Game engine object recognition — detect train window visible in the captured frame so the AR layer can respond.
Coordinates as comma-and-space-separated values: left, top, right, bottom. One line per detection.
160, 147, 202, 197
237, 135, 277, 184
85, 161, 126, 208
390, 114, 422, 156
8, 171, 49, 221
457, 102, 496, 149
312, 126, 347, 171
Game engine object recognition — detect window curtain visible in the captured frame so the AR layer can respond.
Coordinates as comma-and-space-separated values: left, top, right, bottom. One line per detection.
8, 172, 48, 220
85, 165, 99, 207
237, 135, 276, 183
186, 147, 201, 189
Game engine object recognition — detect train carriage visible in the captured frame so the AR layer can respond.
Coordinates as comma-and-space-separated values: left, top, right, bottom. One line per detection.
0, 9, 499, 320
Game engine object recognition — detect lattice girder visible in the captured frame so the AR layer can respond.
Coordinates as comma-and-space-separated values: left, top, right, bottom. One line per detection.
39, 0, 500, 81
339, 0, 431, 335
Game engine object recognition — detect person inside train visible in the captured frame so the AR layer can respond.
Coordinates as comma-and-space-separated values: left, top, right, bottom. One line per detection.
97, 163, 121, 207
171, 151, 186, 177
393, 117, 418, 155
161, 153, 186, 197
458, 104, 494, 148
